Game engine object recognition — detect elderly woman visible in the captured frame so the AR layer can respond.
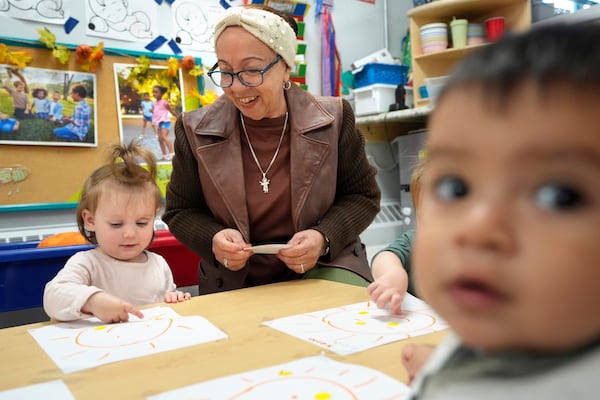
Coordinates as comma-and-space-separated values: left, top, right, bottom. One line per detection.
163, 5, 380, 295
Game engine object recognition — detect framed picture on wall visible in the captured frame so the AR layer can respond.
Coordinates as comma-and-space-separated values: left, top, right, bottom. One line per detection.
0, 65, 97, 147
113, 63, 184, 163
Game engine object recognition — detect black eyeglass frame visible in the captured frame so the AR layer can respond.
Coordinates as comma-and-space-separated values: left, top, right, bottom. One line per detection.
207, 55, 283, 88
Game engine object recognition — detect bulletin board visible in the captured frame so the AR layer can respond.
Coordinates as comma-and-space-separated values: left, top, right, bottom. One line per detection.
0, 43, 197, 207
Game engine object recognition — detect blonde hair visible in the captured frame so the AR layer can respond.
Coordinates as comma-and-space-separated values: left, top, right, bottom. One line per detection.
410, 160, 426, 209
76, 142, 162, 244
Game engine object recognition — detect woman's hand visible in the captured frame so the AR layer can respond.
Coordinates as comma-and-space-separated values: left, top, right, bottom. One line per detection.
81, 291, 144, 323
212, 228, 252, 271
278, 229, 326, 274
164, 290, 191, 303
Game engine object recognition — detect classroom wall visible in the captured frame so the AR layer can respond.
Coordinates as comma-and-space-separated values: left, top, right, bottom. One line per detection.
0, 1, 412, 208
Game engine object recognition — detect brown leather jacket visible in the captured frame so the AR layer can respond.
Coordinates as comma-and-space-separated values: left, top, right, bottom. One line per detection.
163, 84, 380, 294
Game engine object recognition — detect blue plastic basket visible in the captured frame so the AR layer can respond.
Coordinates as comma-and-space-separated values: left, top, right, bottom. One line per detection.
353, 63, 409, 89
413, 0, 432, 6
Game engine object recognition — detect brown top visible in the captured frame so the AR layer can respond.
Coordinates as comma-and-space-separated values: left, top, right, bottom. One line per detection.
163, 84, 381, 294
241, 114, 296, 285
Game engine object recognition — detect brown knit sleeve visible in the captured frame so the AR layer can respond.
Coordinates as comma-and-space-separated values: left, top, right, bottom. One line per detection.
162, 115, 224, 261
312, 99, 381, 258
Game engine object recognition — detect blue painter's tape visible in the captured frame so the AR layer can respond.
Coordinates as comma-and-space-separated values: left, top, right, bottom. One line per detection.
64, 17, 79, 34
145, 35, 167, 52
168, 39, 182, 54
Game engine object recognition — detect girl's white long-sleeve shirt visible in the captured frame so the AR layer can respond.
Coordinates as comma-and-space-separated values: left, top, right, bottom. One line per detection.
43, 248, 176, 321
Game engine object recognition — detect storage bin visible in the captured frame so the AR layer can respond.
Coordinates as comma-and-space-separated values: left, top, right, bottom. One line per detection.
353, 63, 408, 89
0, 242, 94, 312
413, 0, 433, 6
424, 75, 449, 105
0, 230, 200, 312
353, 83, 397, 116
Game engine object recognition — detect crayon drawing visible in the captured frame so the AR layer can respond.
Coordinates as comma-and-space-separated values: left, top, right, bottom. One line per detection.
262, 294, 448, 355
85, 0, 155, 41
28, 307, 227, 373
147, 355, 409, 400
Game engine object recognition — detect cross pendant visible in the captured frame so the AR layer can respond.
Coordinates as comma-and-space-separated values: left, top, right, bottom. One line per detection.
259, 173, 270, 193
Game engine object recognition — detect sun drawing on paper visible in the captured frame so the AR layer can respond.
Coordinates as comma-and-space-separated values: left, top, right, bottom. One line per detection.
262, 295, 448, 355
28, 307, 228, 373
147, 355, 409, 400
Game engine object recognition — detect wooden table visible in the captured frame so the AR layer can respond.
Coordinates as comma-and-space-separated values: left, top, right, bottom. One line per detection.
0, 279, 447, 399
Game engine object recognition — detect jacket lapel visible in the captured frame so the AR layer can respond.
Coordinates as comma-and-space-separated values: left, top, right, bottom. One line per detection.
190, 100, 251, 239
187, 85, 338, 238
286, 86, 337, 229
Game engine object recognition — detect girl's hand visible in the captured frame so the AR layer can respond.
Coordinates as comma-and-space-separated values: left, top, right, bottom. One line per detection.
164, 290, 191, 303
81, 291, 144, 323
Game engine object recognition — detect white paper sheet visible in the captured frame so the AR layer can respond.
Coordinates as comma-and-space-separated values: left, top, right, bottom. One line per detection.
0, 380, 75, 400
262, 294, 448, 355
147, 355, 409, 399
243, 244, 291, 254
28, 307, 228, 373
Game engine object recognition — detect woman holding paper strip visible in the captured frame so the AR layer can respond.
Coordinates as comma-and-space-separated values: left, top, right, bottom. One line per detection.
163, 5, 380, 294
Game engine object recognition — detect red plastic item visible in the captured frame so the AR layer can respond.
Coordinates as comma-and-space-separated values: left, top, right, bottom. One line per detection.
486, 17, 505, 42
148, 230, 200, 288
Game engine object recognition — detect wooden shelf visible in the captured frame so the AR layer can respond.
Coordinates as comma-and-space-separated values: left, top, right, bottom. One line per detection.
409, 0, 531, 104
356, 106, 431, 143
354, 1, 531, 142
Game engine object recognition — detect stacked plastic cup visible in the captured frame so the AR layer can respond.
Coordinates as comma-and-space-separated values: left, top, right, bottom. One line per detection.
467, 23, 486, 46
420, 22, 448, 54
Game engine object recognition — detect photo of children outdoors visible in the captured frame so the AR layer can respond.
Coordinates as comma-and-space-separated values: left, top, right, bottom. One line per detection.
113, 63, 183, 162
0, 65, 96, 147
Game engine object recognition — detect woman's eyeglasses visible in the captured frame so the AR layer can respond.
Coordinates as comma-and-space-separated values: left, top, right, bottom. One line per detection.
207, 55, 282, 88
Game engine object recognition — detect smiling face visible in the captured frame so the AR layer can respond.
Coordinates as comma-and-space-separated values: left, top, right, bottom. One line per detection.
413, 81, 600, 353
215, 26, 290, 120
82, 185, 157, 262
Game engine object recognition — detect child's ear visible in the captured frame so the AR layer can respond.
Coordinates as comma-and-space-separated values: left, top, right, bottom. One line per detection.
81, 209, 95, 231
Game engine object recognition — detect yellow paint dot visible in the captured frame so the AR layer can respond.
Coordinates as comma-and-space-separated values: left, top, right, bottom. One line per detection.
95, 326, 107, 330
278, 370, 293, 376
358, 311, 369, 315
355, 321, 367, 325
315, 393, 331, 399
387, 321, 399, 327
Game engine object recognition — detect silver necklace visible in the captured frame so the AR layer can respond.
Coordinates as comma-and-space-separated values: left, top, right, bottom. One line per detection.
240, 112, 288, 194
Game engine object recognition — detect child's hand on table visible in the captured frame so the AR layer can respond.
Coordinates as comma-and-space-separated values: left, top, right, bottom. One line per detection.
164, 290, 192, 303
82, 291, 144, 323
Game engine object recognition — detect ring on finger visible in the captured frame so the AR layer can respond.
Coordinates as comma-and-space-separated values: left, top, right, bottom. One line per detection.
300, 263, 305, 273
223, 258, 229, 268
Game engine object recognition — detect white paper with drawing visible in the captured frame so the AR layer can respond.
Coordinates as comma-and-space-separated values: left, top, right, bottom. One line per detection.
147, 355, 409, 400
262, 294, 448, 355
28, 307, 227, 373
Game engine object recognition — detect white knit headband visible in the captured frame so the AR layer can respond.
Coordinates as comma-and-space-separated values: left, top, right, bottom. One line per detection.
214, 7, 297, 69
